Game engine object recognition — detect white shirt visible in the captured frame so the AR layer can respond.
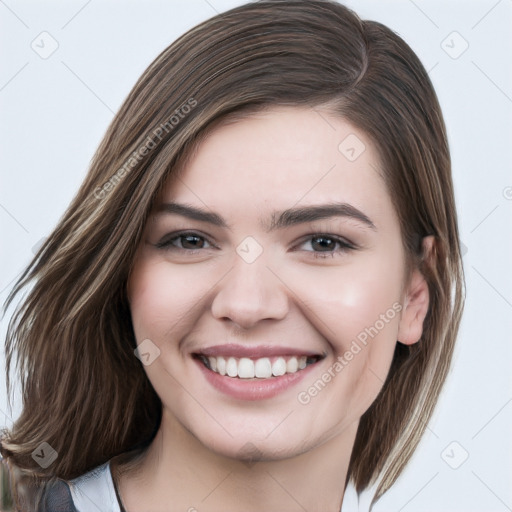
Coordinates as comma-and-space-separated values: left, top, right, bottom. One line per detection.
69, 462, 121, 512
69, 461, 378, 512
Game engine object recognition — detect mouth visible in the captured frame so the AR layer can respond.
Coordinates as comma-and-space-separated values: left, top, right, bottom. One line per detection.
192, 344, 326, 400
194, 354, 323, 379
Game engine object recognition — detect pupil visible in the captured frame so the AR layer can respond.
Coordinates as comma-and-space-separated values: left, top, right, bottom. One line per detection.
312, 237, 334, 251
183, 235, 203, 249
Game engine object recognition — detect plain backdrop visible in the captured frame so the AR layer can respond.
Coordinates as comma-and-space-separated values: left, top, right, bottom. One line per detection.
1, 1, 511, 510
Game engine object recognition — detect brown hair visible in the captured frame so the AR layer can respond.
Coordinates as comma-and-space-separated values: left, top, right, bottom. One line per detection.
2, 0, 464, 505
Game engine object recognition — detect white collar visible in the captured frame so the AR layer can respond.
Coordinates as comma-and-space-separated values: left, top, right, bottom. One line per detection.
68, 461, 121, 512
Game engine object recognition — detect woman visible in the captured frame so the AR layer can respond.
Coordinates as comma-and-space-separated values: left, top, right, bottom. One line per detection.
1, 0, 464, 510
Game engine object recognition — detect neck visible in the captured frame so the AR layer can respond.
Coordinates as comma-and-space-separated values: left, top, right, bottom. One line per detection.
115, 411, 358, 512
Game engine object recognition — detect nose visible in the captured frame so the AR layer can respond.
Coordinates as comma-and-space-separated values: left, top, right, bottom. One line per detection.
211, 256, 289, 330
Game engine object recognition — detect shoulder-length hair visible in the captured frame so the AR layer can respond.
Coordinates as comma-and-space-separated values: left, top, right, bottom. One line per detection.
2, 0, 464, 504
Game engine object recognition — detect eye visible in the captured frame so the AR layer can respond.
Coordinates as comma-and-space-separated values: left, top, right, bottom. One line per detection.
297, 234, 355, 257
155, 232, 213, 251
154, 232, 354, 256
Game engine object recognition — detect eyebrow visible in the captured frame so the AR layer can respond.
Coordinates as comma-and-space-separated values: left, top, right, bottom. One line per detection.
156, 202, 376, 231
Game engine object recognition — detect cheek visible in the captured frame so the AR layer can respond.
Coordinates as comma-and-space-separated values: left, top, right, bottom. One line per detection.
128, 256, 212, 343
283, 251, 404, 351
282, 248, 405, 413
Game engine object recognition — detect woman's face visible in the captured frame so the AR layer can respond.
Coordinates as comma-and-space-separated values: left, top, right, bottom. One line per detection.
128, 106, 428, 461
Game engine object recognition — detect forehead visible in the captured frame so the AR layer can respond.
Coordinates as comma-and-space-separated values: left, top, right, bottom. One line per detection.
162, 107, 393, 227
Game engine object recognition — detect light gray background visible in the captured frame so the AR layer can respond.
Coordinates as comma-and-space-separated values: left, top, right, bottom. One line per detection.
1, 1, 511, 510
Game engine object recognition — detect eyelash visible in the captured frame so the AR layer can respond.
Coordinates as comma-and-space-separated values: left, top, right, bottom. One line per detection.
154, 231, 356, 258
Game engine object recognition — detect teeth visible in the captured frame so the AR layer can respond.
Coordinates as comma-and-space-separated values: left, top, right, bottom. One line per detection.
272, 357, 286, 377
286, 357, 298, 373
255, 358, 272, 378
238, 358, 255, 379
201, 354, 317, 379
226, 357, 238, 377
217, 356, 226, 376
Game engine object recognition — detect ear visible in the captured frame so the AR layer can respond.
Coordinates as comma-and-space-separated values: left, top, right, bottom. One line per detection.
397, 236, 434, 345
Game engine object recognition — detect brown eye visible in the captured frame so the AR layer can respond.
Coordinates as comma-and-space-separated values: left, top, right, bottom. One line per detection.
310, 236, 337, 251
295, 234, 356, 258
155, 232, 212, 251
180, 234, 206, 249
303, 235, 353, 252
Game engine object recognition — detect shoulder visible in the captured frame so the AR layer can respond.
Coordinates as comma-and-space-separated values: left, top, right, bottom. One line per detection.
67, 461, 121, 512
341, 480, 379, 512
1, 456, 121, 512
342, 481, 365, 511
0, 456, 77, 512
341, 480, 395, 512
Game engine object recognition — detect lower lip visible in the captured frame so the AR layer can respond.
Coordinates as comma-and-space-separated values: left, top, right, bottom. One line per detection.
194, 358, 318, 401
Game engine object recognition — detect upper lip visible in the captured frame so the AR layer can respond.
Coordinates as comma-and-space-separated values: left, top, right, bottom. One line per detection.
194, 344, 325, 358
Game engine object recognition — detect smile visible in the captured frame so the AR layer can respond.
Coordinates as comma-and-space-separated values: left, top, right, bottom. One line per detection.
196, 354, 322, 379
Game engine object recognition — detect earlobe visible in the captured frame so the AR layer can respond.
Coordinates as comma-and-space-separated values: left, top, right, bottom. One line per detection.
397, 236, 435, 345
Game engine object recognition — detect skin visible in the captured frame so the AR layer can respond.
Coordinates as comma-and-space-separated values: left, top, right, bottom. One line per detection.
119, 107, 431, 512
